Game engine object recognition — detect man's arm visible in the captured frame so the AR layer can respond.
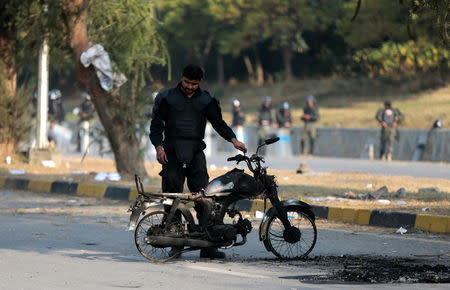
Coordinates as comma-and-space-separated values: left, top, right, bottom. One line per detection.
205, 99, 246, 152
149, 93, 168, 147
375, 109, 383, 123
205, 99, 236, 142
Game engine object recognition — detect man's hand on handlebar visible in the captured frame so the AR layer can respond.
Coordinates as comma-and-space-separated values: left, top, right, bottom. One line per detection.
231, 138, 247, 153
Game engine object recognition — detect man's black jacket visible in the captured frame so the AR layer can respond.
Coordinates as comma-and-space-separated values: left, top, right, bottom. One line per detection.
150, 83, 236, 154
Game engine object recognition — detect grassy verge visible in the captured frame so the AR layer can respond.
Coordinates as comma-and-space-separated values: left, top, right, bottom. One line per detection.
215, 77, 449, 129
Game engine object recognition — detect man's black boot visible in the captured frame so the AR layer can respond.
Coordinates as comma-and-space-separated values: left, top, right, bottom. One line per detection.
200, 247, 226, 259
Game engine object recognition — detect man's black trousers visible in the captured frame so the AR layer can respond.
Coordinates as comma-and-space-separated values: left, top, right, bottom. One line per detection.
159, 149, 209, 193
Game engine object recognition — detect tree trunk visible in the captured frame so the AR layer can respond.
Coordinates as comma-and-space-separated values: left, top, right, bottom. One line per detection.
217, 53, 224, 85
281, 45, 294, 82
0, 35, 17, 98
65, 0, 146, 178
243, 54, 256, 85
253, 46, 264, 86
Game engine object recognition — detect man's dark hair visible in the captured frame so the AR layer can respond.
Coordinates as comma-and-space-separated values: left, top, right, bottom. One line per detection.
183, 64, 204, 80
384, 101, 392, 108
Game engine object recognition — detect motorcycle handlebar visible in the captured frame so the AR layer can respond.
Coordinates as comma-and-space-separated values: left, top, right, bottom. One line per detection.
227, 154, 246, 162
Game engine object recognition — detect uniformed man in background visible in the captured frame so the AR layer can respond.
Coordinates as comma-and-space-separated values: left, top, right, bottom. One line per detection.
376, 100, 404, 161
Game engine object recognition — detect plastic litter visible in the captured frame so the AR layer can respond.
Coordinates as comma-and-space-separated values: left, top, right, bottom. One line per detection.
107, 172, 121, 181
94, 172, 108, 181
421, 207, 429, 212
5, 156, 11, 164
42, 160, 56, 168
396, 227, 407, 234
283, 177, 289, 180
9, 169, 25, 175
395, 201, 406, 205
71, 171, 89, 175
80, 44, 127, 92
377, 199, 391, 204
255, 211, 264, 219
3, 191, 9, 195
366, 183, 373, 189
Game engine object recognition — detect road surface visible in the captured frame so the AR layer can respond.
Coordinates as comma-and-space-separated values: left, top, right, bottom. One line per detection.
0, 190, 448, 289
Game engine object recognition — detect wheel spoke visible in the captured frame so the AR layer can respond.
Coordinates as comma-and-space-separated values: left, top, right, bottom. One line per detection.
265, 210, 317, 259
134, 211, 183, 262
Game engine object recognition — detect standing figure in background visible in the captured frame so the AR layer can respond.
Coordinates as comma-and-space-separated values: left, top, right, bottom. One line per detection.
376, 101, 404, 161
231, 98, 246, 147
48, 89, 66, 124
47, 89, 66, 146
276, 101, 292, 128
258, 96, 275, 155
75, 92, 95, 153
300, 95, 319, 155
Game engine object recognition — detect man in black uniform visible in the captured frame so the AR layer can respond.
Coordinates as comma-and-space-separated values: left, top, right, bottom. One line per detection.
376, 101, 404, 161
150, 64, 246, 259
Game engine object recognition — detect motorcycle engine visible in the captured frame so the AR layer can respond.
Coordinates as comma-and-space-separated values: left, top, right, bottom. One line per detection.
207, 218, 252, 244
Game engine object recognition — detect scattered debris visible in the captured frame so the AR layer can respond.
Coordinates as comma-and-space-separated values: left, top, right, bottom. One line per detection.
297, 256, 449, 284
366, 183, 373, 190
3, 191, 9, 195
418, 187, 440, 194
377, 199, 391, 205
9, 169, 25, 175
396, 227, 408, 234
296, 162, 309, 174
422, 207, 430, 212
372, 186, 388, 199
5, 156, 11, 164
80, 44, 127, 92
283, 176, 289, 180
395, 201, 406, 205
343, 191, 357, 199
71, 171, 89, 175
255, 211, 264, 218
395, 187, 407, 198
42, 160, 56, 168
94, 172, 121, 181
108, 172, 121, 181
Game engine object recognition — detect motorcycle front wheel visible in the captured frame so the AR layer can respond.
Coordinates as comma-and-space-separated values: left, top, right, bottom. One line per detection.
134, 211, 183, 262
264, 209, 317, 259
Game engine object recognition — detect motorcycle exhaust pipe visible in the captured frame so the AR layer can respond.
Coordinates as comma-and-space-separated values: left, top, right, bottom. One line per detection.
146, 236, 218, 248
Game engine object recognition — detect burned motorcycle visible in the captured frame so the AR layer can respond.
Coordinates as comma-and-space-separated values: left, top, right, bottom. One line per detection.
128, 137, 317, 262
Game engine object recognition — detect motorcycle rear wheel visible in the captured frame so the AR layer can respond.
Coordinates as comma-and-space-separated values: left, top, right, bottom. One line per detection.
134, 211, 183, 262
264, 209, 317, 259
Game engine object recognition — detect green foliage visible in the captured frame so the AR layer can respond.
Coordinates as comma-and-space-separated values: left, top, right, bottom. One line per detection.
0, 84, 33, 150
337, 0, 410, 49
354, 40, 449, 78
87, 0, 167, 137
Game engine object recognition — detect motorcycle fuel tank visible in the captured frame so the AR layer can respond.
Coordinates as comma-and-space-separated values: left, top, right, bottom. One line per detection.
205, 168, 263, 198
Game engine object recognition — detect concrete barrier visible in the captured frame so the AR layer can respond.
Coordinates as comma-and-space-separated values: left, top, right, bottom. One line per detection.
213, 126, 450, 162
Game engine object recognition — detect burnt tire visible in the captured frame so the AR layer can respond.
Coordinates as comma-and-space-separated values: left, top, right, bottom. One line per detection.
134, 211, 183, 262
264, 208, 317, 259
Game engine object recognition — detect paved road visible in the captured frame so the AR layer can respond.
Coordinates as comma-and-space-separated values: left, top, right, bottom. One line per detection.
208, 153, 450, 179
1, 191, 448, 289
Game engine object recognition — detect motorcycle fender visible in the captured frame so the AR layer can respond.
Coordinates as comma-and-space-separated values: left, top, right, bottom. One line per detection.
127, 201, 164, 231
258, 199, 315, 241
